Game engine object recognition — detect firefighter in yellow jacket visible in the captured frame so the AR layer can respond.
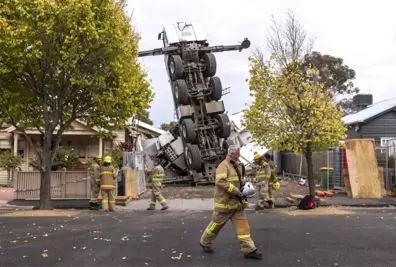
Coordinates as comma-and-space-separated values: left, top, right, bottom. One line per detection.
263, 153, 279, 209
200, 145, 262, 260
99, 156, 117, 212
89, 156, 102, 210
253, 154, 271, 210
146, 157, 168, 211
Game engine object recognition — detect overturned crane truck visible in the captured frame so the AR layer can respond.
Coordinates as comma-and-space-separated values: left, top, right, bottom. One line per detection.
139, 22, 251, 184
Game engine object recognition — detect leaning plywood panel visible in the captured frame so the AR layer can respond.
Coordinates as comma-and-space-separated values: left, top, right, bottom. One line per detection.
345, 139, 382, 198
378, 167, 386, 196
125, 168, 138, 198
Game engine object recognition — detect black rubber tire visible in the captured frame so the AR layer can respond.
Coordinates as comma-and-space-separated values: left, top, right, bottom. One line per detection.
209, 76, 222, 101
215, 114, 231, 138
222, 139, 233, 152
181, 118, 196, 143
185, 144, 202, 171
174, 80, 189, 105
168, 55, 184, 81
202, 53, 217, 77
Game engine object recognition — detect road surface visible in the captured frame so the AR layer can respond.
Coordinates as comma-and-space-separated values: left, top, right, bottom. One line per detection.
0, 208, 396, 266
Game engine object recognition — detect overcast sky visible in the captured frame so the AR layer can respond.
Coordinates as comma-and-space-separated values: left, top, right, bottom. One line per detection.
127, 0, 396, 128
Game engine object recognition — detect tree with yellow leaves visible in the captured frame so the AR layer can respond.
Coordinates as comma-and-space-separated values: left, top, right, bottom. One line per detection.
243, 56, 346, 197
0, 0, 153, 209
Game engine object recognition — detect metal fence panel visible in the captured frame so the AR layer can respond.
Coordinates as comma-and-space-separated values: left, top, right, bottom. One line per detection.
123, 152, 146, 195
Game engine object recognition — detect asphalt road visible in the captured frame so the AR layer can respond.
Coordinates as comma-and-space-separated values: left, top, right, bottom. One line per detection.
1, 208, 396, 266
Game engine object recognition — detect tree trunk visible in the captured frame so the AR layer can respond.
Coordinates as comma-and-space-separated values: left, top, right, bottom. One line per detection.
7, 170, 11, 187
39, 133, 53, 210
304, 145, 315, 197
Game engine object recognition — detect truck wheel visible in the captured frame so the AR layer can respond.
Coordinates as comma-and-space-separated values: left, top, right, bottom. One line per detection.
209, 76, 222, 101
185, 144, 202, 171
222, 139, 234, 152
181, 118, 196, 143
174, 80, 189, 105
215, 114, 231, 138
202, 53, 216, 77
168, 55, 184, 81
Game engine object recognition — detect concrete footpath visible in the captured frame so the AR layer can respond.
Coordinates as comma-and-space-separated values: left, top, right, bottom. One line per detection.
124, 196, 396, 211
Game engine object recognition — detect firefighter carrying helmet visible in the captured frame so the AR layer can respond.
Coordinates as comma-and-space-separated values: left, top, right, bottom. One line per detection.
103, 156, 112, 163
242, 182, 256, 197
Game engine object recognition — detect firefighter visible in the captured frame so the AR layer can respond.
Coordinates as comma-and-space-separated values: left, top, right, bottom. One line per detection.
99, 156, 117, 212
146, 157, 168, 211
200, 145, 262, 260
263, 153, 279, 209
253, 154, 271, 210
89, 156, 102, 210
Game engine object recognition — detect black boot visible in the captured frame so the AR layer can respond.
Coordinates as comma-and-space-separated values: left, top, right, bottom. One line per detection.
200, 243, 214, 253
94, 203, 100, 211
244, 249, 263, 259
255, 204, 264, 210
89, 202, 95, 210
265, 200, 275, 209
147, 207, 155, 210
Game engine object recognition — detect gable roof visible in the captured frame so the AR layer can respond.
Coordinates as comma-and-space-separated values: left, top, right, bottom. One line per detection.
342, 97, 396, 125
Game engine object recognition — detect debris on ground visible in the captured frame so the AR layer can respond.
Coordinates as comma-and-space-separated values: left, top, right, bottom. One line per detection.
0, 210, 81, 217
279, 207, 355, 216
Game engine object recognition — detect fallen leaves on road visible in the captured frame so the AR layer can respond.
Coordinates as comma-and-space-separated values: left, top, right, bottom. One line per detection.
0, 210, 81, 217
171, 252, 183, 260
41, 252, 48, 258
279, 207, 354, 216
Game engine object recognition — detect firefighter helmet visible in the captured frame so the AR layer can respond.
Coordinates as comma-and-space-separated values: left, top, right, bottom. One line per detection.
242, 182, 256, 197
103, 156, 112, 163
271, 181, 280, 190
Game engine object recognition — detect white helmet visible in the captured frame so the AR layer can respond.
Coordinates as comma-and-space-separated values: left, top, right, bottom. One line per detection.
242, 182, 256, 197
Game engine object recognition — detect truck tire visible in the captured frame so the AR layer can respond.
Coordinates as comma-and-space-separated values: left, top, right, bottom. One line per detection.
168, 55, 184, 81
181, 118, 196, 143
202, 53, 216, 77
185, 144, 202, 171
174, 80, 189, 105
222, 139, 234, 152
209, 76, 222, 101
215, 114, 231, 138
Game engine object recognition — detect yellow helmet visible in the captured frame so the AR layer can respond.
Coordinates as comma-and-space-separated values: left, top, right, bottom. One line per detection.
103, 156, 112, 163
254, 154, 262, 160
94, 156, 102, 160
271, 181, 280, 190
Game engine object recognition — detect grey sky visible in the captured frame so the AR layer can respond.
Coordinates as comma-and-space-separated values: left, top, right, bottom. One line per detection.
127, 0, 396, 128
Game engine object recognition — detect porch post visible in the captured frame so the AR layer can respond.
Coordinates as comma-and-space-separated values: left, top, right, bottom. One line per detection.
99, 137, 103, 157
13, 133, 19, 155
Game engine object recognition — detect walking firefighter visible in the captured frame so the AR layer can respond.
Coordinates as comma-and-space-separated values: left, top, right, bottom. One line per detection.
145, 156, 169, 211
200, 145, 263, 260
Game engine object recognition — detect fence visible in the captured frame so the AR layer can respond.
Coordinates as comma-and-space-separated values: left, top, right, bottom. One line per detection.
123, 151, 146, 195
281, 145, 395, 192
14, 168, 90, 199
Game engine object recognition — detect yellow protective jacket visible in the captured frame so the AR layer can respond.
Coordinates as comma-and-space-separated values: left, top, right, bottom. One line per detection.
146, 166, 165, 183
89, 162, 100, 183
99, 165, 117, 190
268, 160, 277, 183
214, 159, 246, 212
255, 161, 271, 181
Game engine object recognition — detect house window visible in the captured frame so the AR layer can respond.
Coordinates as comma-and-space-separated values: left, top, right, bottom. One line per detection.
380, 137, 396, 147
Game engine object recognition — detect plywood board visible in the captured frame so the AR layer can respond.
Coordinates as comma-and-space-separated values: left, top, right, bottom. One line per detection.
378, 167, 386, 196
345, 139, 382, 198
125, 168, 138, 197
343, 168, 352, 197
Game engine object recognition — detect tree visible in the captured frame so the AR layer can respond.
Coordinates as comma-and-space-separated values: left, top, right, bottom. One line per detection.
30, 146, 79, 171
0, 151, 23, 187
160, 121, 178, 131
137, 110, 153, 125
0, 0, 153, 209
105, 147, 123, 170
243, 56, 346, 197
262, 10, 359, 115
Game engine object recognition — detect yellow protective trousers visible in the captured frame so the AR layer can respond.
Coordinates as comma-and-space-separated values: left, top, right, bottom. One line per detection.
101, 189, 115, 211
149, 182, 168, 208
200, 209, 257, 254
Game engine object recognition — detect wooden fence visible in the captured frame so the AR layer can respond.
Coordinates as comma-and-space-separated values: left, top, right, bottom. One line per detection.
13, 168, 90, 199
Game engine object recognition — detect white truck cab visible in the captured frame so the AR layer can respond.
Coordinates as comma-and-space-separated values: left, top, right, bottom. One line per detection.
159, 22, 207, 47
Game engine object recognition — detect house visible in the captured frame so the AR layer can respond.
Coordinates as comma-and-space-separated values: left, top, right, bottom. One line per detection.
0, 119, 164, 185
342, 94, 396, 147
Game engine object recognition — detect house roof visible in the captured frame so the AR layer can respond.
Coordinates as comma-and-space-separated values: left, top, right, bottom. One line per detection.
342, 97, 396, 125
126, 118, 165, 136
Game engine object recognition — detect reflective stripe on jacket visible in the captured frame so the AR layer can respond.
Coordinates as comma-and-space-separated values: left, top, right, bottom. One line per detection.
89, 163, 100, 183
99, 165, 116, 189
146, 166, 165, 183
214, 159, 245, 212
256, 161, 271, 181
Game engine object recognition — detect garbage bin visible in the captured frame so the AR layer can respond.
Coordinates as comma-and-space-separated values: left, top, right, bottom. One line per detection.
320, 167, 334, 190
